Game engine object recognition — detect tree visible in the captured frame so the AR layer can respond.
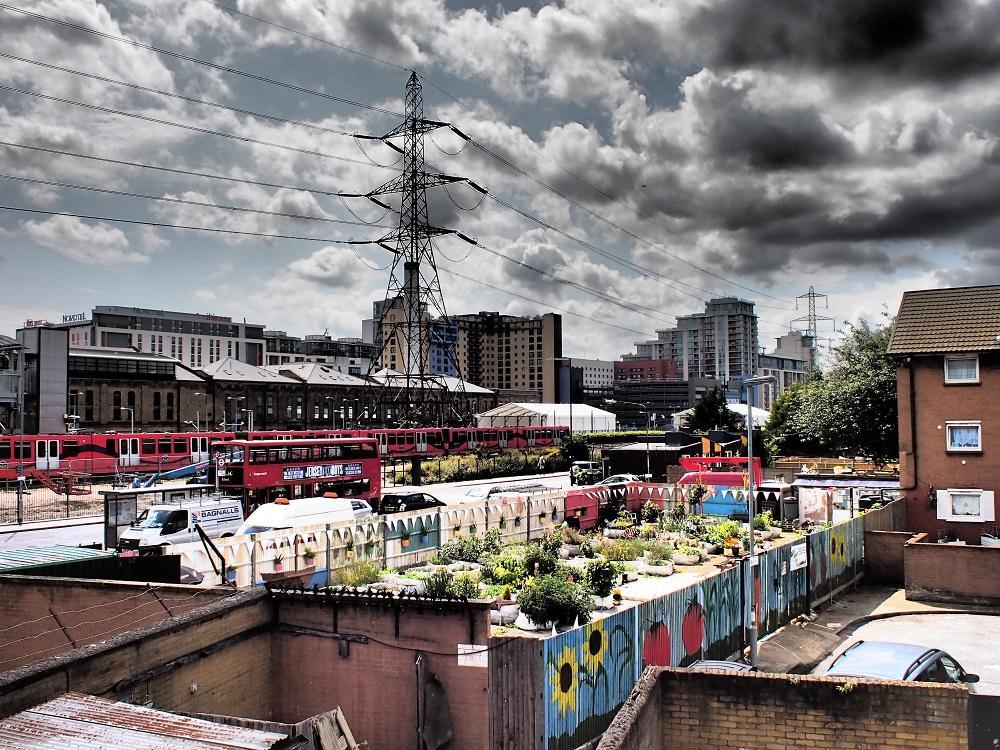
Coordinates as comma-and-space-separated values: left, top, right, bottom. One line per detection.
765, 315, 898, 465
684, 387, 741, 432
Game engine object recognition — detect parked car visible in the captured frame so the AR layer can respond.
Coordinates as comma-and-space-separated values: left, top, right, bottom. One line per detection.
597, 473, 642, 486
378, 492, 446, 514
688, 659, 754, 672
822, 641, 979, 689
570, 461, 603, 485
463, 483, 550, 500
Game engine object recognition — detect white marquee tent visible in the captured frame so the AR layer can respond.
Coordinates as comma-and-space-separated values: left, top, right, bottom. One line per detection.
476, 402, 616, 433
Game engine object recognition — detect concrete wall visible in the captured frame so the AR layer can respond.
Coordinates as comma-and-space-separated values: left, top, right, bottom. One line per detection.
864, 530, 917, 585
905, 533, 1000, 606
0, 589, 272, 719
271, 592, 492, 750
0, 576, 231, 671
897, 354, 1000, 543
598, 667, 970, 750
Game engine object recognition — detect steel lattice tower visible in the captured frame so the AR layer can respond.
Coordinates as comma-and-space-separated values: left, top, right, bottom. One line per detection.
792, 285, 835, 367
363, 73, 479, 426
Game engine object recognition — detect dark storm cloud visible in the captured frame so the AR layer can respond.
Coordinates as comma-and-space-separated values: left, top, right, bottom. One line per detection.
935, 246, 1000, 287
690, 0, 1000, 85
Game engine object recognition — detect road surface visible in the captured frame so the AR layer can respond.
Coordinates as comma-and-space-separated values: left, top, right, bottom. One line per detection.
0, 472, 572, 552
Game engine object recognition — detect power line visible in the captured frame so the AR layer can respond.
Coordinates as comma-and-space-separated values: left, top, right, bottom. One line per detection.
0, 205, 380, 245
438, 266, 655, 338
0, 84, 387, 170
0, 140, 345, 198
0, 3, 402, 117
0, 173, 393, 229
0, 52, 360, 139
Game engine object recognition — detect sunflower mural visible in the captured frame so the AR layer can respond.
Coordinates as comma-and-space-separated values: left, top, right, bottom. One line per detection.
549, 643, 579, 716
830, 526, 848, 570
581, 619, 609, 678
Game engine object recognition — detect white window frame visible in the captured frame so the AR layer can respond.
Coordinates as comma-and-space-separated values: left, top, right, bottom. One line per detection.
937, 489, 996, 522
944, 355, 979, 384
945, 421, 982, 452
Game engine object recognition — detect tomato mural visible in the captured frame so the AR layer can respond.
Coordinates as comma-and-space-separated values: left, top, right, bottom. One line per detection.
681, 597, 705, 660
642, 621, 670, 667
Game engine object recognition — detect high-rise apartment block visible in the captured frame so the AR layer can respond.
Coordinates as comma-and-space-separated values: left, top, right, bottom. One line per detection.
629, 298, 759, 386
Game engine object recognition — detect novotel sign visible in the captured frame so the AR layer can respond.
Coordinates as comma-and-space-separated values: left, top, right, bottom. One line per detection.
62, 313, 88, 323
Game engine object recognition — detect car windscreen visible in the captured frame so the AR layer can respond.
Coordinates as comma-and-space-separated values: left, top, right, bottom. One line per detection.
133, 509, 172, 528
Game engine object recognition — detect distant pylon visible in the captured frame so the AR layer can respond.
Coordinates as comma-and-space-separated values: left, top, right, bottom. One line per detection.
791, 286, 836, 367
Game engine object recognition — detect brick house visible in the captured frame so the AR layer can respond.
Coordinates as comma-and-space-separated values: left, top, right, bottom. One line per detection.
888, 285, 1000, 544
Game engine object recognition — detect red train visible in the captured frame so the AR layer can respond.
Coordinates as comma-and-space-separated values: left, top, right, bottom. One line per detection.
0, 426, 569, 479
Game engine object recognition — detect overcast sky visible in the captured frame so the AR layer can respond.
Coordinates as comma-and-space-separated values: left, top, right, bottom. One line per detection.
2, 0, 998, 359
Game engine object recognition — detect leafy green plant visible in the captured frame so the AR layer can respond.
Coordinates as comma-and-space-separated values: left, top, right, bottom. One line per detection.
686, 484, 709, 507
437, 528, 502, 564
424, 570, 453, 598
706, 520, 744, 546
333, 561, 382, 587
480, 554, 525, 585
585, 559, 619, 596
677, 545, 701, 557
753, 510, 774, 531
600, 538, 645, 562
645, 541, 674, 565
579, 538, 596, 558
641, 500, 662, 524
611, 512, 635, 529
523, 545, 558, 577
448, 574, 481, 599
516, 574, 593, 627
540, 528, 562, 557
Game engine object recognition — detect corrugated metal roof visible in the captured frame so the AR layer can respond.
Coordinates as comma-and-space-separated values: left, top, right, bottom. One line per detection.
0, 545, 113, 574
887, 285, 1000, 354
0, 693, 288, 749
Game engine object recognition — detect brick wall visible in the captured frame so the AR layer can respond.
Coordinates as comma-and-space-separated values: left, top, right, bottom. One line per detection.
0, 589, 272, 719
271, 593, 492, 750
905, 533, 1000, 605
897, 354, 1000, 543
864, 530, 917, 584
598, 668, 970, 750
0, 576, 232, 671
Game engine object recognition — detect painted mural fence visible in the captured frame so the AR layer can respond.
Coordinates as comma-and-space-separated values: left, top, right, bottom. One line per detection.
539, 509, 878, 750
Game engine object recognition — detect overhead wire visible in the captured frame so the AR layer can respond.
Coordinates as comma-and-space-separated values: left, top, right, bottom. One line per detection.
0, 3, 402, 117
0, 140, 344, 198
0, 84, 388, 170
0, 205, 380, 245
0, 52, 360, 139
0, 173, 393, 229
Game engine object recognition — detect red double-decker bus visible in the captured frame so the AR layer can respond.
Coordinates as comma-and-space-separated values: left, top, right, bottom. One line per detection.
212, 437, 381, 512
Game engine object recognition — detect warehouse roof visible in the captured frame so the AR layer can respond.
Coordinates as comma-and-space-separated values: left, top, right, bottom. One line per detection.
887, 285, 1000, 354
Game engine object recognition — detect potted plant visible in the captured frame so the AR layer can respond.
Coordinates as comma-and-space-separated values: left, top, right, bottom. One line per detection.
673, 545, 702, 566
515, 574, 593, 630
560, 523, 583, 558
724, 538, 742, 557
400, 532, 411, 548
641, 500, 662, 525
642, 542, 674, 576
585, 559, 618, 609
513, 515, 522, 528
344, 541, 355, 559
303, 546, 317, 563
225, 564, 237, 583
273, 552, 284, 572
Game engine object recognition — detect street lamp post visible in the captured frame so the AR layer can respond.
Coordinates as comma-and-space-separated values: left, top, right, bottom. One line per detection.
226, 396, 245, 432
194, 391, 208, 432
121, 406, 134, 434
241, 409, 254, 433
742, 374, 776, 669
604, 399, 651, 479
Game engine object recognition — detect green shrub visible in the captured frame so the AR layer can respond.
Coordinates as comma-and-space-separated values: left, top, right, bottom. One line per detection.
437, 528, 503, 564
480, 554, 525, 585
333, 561, 382, 587
516, 575, 593, 627
448, 574, 481, 599
540, 528, 562, 557
753, 510, 774, 531
705, 519, 743, 546
645, 541, 673, 565
425, 570, 453, 598
523, 545, 558, 577
600, 538, 645, 562
585, 559, 619, 596
641, 501, 662, 524
579, 538, 597, 558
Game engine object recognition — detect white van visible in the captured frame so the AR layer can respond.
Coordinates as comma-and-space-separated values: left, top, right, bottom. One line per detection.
236, 495, 373, 536
117, 496, 244, 552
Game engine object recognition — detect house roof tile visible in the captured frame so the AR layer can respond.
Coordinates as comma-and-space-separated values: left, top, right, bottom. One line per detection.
887, 285, 1000, 355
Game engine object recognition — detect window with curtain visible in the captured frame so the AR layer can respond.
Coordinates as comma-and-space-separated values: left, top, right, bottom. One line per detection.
950, 492, 981, 516
945, 356, 978, 383
946, 422, 981, 450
